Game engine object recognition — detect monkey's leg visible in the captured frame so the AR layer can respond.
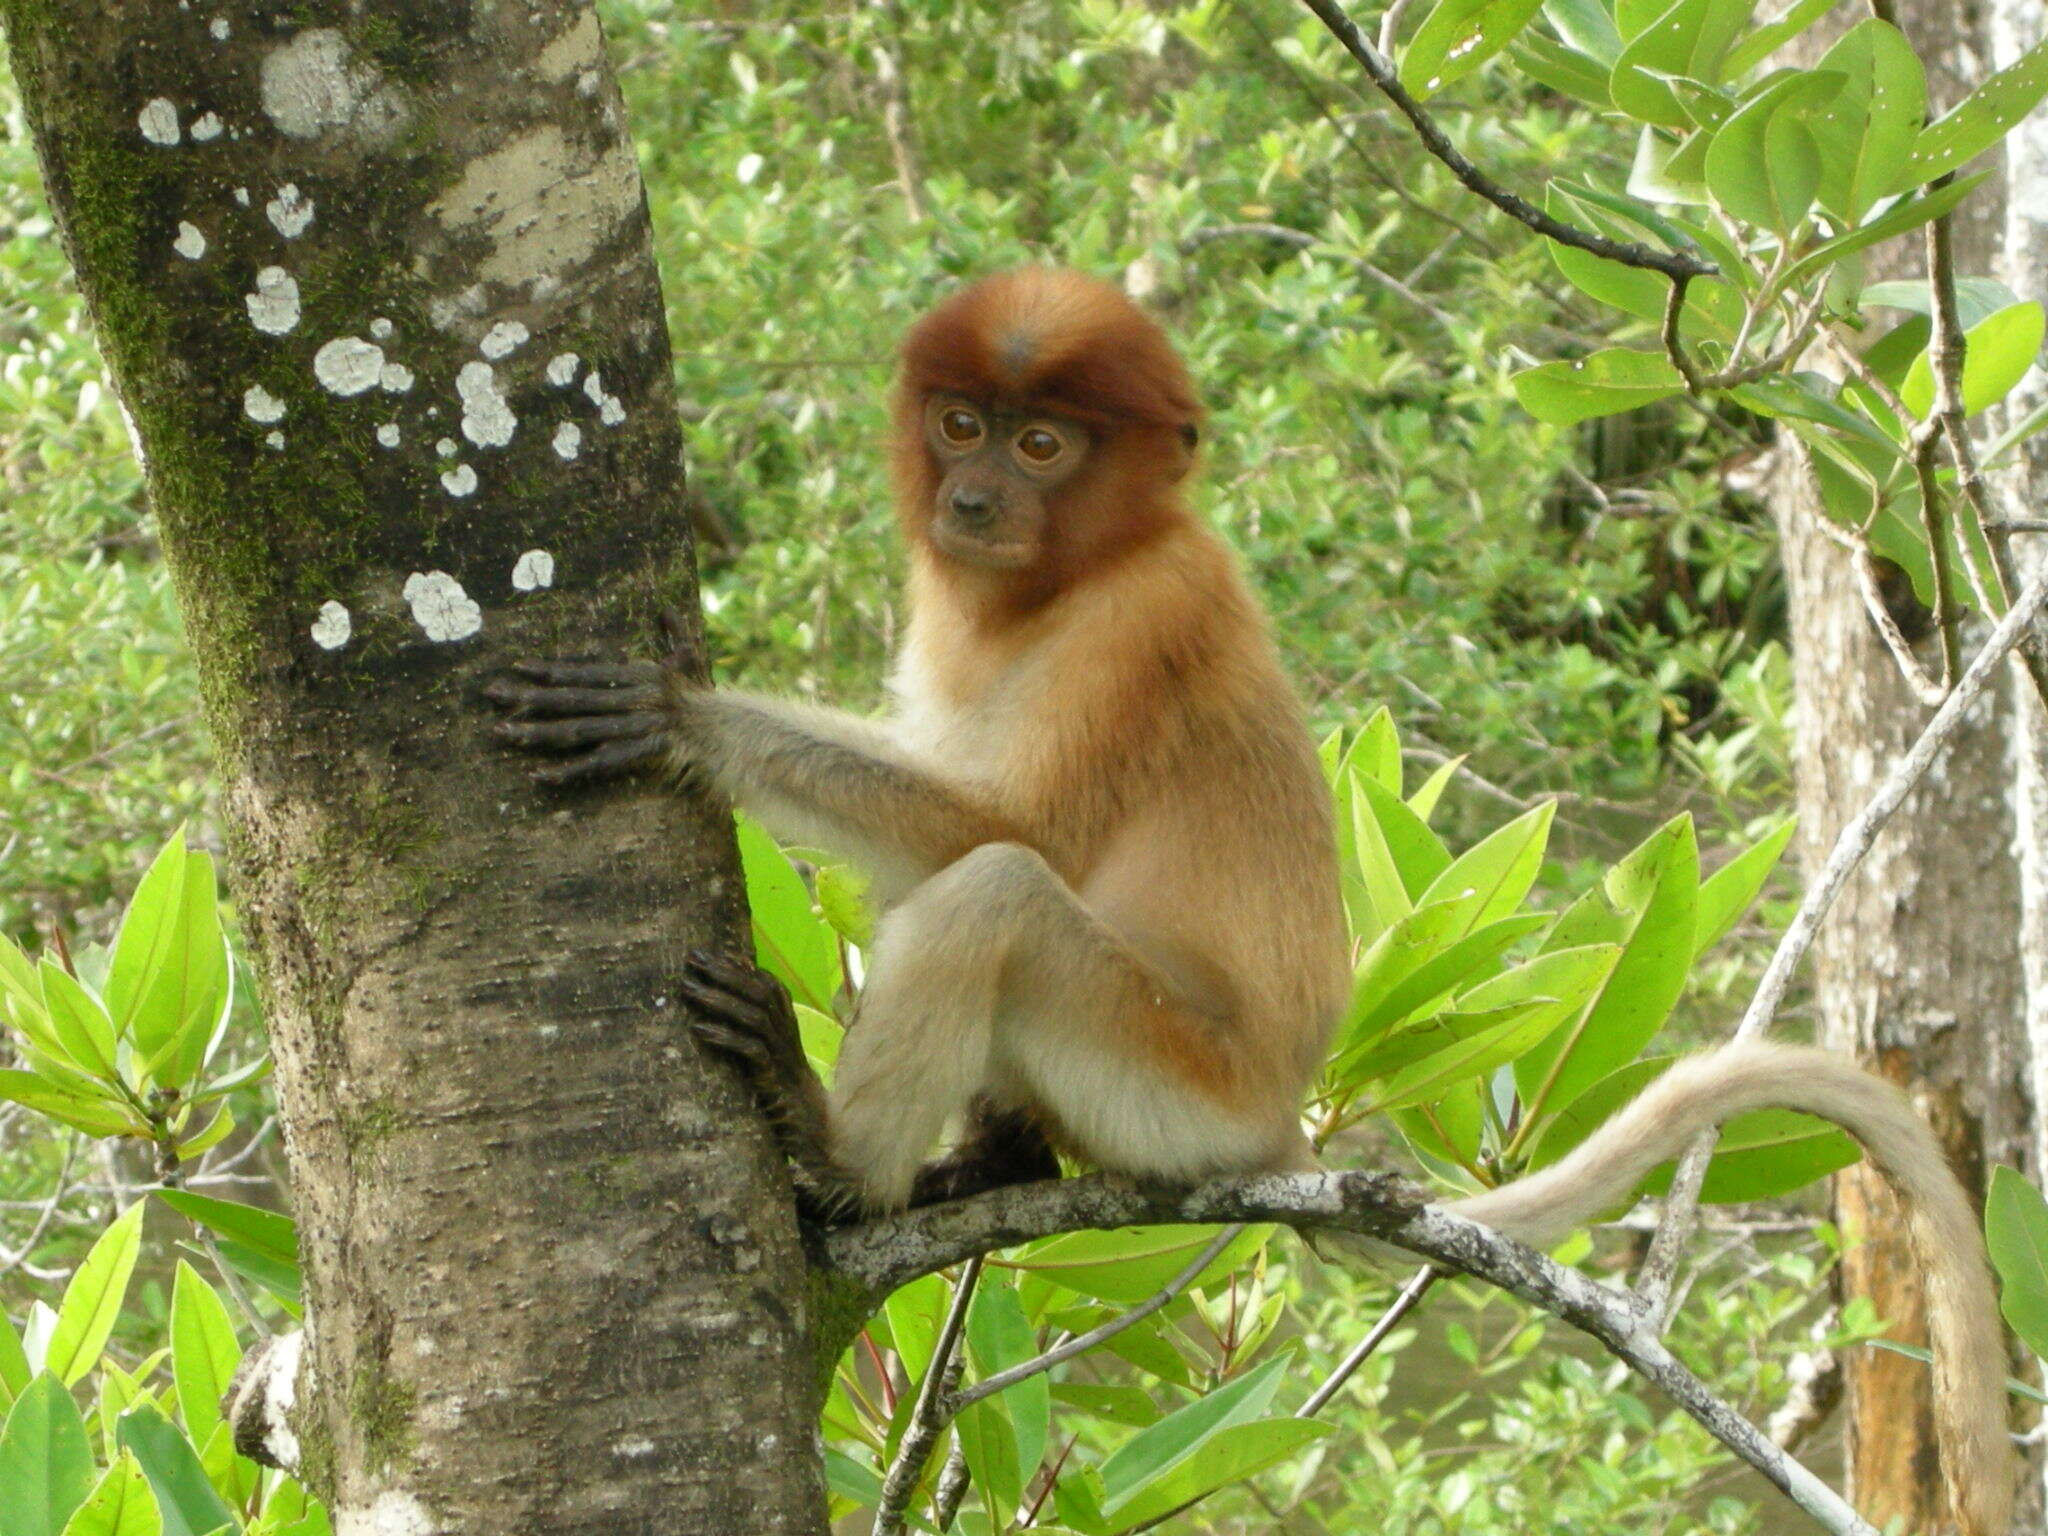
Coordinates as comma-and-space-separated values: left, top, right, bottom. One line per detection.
833, 843, 1291, 1210
909, 1099, 1061, 1206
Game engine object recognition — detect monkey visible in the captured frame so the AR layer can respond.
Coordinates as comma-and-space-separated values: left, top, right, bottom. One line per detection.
488, 267, 2011, 1534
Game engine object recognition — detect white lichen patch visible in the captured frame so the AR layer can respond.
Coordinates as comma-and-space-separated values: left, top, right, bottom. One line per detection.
260, 29, 409, 145
536, 8, 603, 81
260, 1330, 305, 1467
376, 423, 400, 448
427, 285, 487, 330
613, 1435, 657, 1460
209, 15, 230, 40
551, 421, 581, 460
457, 362, 515, 447
436, 437, 456, 457
173, 222, 207, 260
426, 125, 641, 288
246, 267, 301, 334
378, 362, 415, 394
511, 549, 555, 590
545, 352, 579, 387
440, 463, 478, 497
311, 600, 351, 650
243, 384, 286, 423
190, 112, 224, 143
139, 99, 181, 145
232, 186, 251, 206
370, 317, 394, 339
479, 320, 529, 360
313, 337, 386, 396
334, 1489, 439, 1536
265, 430, 286, 450
267, 183, 315, 238
582, 369, 625, 425
404, 571, 481, 641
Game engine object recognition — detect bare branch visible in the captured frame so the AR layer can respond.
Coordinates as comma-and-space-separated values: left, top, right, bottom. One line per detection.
1295, 0, 1716, 281
825, 1171, 1877, 1535
874, 1254, 982, 1536
866, 0, 928, 224
1635, 573, 2048, 1320
1299, 1263, 1438, 1415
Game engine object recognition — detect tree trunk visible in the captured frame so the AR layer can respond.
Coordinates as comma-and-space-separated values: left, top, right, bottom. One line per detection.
1773, 4, 2032, 1526
1, 4, 830, 1530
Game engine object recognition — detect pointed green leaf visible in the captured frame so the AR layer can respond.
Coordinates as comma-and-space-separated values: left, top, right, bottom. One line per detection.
1904, 36, 2048, 187
735, 816, 841, 1013
47, 1203, 145, 1386
1342, 709, 1403, 794
105, 833, 191, 1047
1405, 755, 1465, 821
35, 965, 117, 1084
1899, 302, 2047, 419
1694, 819, 1795, 956
1721, 0, 1841, 77
1417, 801, 1555, 934
116, 1408, 235, 1536
1106, 1418, 1333, 1527
1704, 69, 1839, 232
59, 1454, 161, 1536
1513, 31, 1615, 107
1367, 998, 1571, 1113
1610, 0, 1755, 125
1338, 914, 1551, 1062
1402, 0, 1547, 97
1774, 172, 1990, 296
154, 1192, 296, 1269
1350, 776, 1453, 935
1986, 1167, 2048, 1362
1513, 349, 1685, 425
1098, 1354, 1292, 1512
0, 1312, 31, 1407
169, 1265, 240, 1445
0, 1072, 143, 1140
956, 1395, 1022, 1525
1809, 21, 1926, 221
966, 1283, 1048, 1502
0, 1373, 98, 1536
1013, 1226, 1268, 1306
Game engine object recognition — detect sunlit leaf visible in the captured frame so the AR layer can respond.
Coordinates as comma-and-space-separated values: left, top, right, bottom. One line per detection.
47, 1203, 145, 1386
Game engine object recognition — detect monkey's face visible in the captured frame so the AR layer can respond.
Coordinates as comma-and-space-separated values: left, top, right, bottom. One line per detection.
921, 396, 1088, 570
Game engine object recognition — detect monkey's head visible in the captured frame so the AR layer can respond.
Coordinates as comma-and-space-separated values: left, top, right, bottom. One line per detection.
892, 268, 1203, 591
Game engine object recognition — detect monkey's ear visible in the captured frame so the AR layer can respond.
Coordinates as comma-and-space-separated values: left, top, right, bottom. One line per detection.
1169, 422, 1200, 483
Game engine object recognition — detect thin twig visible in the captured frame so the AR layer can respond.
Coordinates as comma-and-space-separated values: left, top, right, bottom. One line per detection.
949, 1224, 1244, 1413
1295, 0, 1715, 280
931, 1433, 970, 1531
0, 1133, 80, 1277
866, 0, 928, 224
873, 1255, 982, 1536
1635, 573, 2048, 1323
1300, 1264, 1438, 1415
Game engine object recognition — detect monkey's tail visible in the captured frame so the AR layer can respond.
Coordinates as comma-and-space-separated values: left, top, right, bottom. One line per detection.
1443, 1040, 2011, 1536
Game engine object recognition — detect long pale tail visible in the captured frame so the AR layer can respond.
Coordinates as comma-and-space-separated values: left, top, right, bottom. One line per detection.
1447, 1041, 2011, 1536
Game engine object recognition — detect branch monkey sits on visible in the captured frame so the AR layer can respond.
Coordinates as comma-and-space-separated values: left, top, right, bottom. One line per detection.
490, 267, 2012, 1534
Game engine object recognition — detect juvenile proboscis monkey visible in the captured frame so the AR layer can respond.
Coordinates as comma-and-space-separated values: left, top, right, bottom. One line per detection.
490, 268, 2011, 1533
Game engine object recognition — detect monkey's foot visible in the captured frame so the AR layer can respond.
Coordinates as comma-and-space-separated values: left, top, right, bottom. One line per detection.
910, 1103, 1062, 1206
486, 657, 672, 784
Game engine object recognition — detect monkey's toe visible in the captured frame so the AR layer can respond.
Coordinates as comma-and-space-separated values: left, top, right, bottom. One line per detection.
528, 736, 669, 785
485, 679, 663, 717
496, 713, 669, 751
510, 657, 665, 688
683, 950, 796, 1017
687, 1017, 777, 1071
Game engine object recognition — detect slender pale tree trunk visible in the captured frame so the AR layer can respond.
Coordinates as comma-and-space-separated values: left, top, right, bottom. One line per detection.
1772, 5, 2033, 1527
0, 4, 829, 1530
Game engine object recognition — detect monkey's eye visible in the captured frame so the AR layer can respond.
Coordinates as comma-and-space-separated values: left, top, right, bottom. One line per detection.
1015, 427, 1065, 465
938, 407, 984, 446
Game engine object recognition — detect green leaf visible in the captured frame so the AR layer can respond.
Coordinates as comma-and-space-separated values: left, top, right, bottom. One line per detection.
1904, 37, 2048, 187
59, 1455, 162, 1536
47, 1203, 145, 1387
154, 1192, 297, 1270
1899, 302, 2047, 419
1515, 817, 1698, 1122
0, 1071, 143, 1140
1694, 818, 1795, 956
0, 1374, 98, 1536
1808, 21, 1925, 221
1704, 70, 1839, 233
1338, 913, 1551, 1062
1610, 0, 1755, 124
202, 1240, 301, 1317
1773, 171, 1990, 296
1861, 276, 2019, 329
1986, 1167, 2048, 1361
105, 832, 191, 1051
956, 1396, 1022, 1526
36, 964, 118, 1084
105, 837, 230, 1089
879, 1272, 947, 1382
1338, 901, 1482, 1052
1343, 708, 1403, 795
1512, 349, 1685, 425
1014, 1226, 1269, 1306
170, 1264, 240, 1445
115, 1408, 236, 1536
1050, 1382, 1158, 1427
1106, 1418, 1333, 1526
735, 816, 841, 1013
967, 1283, 1048, 1488
1417, 801, 1555, 933
1548, 0, 1621, 62
1350, 775, 1453, 936
1367, 997, 1577, 1113
1720, 0, 1840, 78
0, 1312, 31, 1408
1405, 755, 1464, 821
812, 862, 873, 947
1402, 0, 1546, 96
1513, 31, 1615, 107
1097, 1354, 1292, 1514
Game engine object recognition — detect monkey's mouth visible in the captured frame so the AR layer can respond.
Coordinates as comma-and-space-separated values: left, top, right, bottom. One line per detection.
930, 516, 1038, 570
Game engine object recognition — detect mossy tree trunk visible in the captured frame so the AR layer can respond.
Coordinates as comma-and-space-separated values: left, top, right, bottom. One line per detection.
1, 3, 829, 1530
1771, 3, 2033, 1525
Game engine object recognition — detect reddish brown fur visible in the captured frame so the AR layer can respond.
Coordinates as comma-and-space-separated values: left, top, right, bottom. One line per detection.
891, 268, 1205, 621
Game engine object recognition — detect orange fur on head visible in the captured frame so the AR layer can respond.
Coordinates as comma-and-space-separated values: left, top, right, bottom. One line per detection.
891, 268, 1205, 614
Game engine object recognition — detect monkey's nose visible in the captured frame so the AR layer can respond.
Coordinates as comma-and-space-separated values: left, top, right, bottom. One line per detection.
950, 488, 996, 525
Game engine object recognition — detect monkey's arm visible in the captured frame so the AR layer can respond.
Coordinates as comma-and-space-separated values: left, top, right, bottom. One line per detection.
488, 659, 1023, 896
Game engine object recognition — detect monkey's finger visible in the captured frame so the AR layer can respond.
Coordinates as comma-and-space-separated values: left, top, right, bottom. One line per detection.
495, 713, 667, 750
509, 658, 664, 688
675, 966, 777, 1027
484, 679, 663, 717
686, 1018, 776, 1071
683, 950, 798, 1022
529, 735, 669, 785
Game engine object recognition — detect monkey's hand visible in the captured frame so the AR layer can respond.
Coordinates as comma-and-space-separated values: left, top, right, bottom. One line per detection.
676, 950, 861, 1224
485, 655, 682, 785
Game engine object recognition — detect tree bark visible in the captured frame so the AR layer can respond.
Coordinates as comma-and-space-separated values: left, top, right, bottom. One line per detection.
0, 3, 829, 1531
1773, 5, 2031, 1526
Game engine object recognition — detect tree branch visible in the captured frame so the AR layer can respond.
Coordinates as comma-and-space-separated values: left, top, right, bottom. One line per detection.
1634, 572, 2048, 1320
824, 1170, 1877, 1536
874, 1254, 981, 1536
1295, 0, 1716, 281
